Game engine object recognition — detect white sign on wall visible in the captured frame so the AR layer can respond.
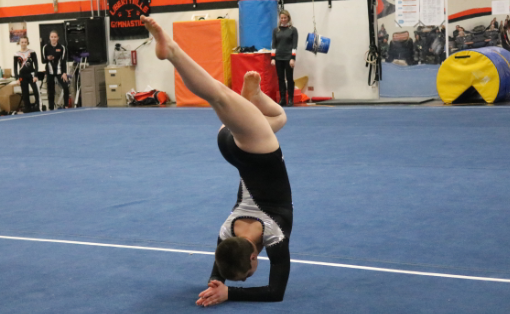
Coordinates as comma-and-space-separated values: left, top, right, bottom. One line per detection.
492, 0, 510, 15
395, 0, 420, 27
420, 0, 445, 25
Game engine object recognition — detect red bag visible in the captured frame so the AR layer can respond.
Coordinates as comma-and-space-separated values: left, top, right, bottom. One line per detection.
130, 90, 169, 106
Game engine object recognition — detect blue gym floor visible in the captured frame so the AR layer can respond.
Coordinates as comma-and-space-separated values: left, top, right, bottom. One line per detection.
1, 107, 509, 313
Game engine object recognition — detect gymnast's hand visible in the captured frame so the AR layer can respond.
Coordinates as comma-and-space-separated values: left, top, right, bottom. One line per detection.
271, 59, 275, 66
289, 59, 295, 68
196, 280, 228, 307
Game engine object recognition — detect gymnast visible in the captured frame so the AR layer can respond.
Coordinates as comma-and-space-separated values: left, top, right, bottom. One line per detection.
14, 36, 40, 113
141, 16, 294, 307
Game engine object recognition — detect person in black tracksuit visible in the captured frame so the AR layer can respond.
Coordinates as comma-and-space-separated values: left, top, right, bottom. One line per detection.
42, 31, 69, 110
141, 16, 294, 306
13, 36, 40, 113
271, 10, 298, 107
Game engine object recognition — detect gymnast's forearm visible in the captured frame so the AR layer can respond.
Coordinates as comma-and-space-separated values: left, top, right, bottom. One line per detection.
228, 285, 285, 302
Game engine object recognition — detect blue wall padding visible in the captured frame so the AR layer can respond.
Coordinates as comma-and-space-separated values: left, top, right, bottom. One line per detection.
471, 47, 510, 102
239, 0, 278, 50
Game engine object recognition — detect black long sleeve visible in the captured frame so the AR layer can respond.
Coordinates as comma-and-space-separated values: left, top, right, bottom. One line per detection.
209, 237, 226, 283
42, 45, 49, 64
32, 52, 39, 74
13, 56, 18, 80
60, 46, 67, 74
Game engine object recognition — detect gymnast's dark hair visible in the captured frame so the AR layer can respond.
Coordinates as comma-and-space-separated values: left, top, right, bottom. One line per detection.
215, 237, 253, 280
17, 36, 29, 45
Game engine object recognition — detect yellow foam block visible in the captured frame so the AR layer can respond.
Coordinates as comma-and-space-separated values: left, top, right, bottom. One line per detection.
437, 50, 500, 104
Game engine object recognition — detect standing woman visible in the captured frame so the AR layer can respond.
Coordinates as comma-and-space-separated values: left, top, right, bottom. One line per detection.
42, 30, 69, 110
14, 36, 41, 113
501, 18, 510, 52
271, 10, 298, 107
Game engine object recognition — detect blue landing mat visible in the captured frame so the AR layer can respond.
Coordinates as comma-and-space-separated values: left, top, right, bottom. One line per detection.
0, 107, 509, 313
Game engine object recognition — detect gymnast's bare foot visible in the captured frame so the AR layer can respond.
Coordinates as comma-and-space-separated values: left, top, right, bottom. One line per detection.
141, 16, 175, 60
241, 71, 262, 101
240, 71, 285, 133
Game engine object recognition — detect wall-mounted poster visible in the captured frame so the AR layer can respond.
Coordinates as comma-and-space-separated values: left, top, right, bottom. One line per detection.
492, 0, 510, 15
9, 22, 27, 43
420, 0, 445, 25
109, 0, 151, 40
395, 0, 420, 27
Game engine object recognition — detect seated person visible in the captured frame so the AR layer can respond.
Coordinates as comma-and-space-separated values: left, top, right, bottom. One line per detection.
379, 36, 389, 60
486, 18, 498, 30
455, 30, 474, 50
484, 26, 499, 46
452, 25, 465, 39
413, 33, 425, 64
387, 31, 414, 65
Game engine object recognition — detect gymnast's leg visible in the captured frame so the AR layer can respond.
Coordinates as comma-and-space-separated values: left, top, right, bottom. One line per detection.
141, 16, 283, 153
240, 71, 287, 134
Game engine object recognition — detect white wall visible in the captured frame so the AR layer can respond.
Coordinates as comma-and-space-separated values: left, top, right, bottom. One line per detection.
1, 0, 378, 101
291, 0, 378, 99
0, 22, 4, 65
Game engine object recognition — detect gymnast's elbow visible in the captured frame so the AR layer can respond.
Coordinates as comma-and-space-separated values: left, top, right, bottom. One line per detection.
267, 288, 286, 302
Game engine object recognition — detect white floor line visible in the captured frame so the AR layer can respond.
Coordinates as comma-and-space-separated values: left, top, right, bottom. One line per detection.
1, 235, 509, 283
0, 108, 96, 122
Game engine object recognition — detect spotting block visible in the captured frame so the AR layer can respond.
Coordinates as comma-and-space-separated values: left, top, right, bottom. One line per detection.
173, 19, 237, 107
231, 52, 278, 101
437, 47, 510, 104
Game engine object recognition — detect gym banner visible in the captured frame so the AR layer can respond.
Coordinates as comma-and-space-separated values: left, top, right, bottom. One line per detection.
9, 22, 27, 43
109, 0, 151, 40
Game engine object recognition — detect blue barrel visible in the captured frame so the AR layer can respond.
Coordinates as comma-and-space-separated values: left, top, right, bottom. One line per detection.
305, 32, 331, 54
239, 0, 278, 50
469, 47, 510, 102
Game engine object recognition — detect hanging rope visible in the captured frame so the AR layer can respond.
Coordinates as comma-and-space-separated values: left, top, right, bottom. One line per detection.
366, 0, 381, 86
278, 0, 284, 11
311, 0, 319, 54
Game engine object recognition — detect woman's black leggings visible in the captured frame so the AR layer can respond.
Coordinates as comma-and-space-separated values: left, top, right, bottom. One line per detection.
275, 60, 294, 98
47, 74, 70, 110
20, 76, 40, 113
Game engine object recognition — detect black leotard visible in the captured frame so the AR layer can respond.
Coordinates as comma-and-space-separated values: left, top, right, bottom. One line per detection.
14, 50, 38, 79
208, 127, 293, 302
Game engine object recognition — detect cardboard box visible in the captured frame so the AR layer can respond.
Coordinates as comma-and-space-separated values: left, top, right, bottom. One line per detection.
0, 82, 21, 112
3, 69, 12, 79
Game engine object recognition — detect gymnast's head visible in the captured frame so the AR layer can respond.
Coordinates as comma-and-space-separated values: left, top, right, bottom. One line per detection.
215, 237, 258, 281
17, 36, 29, 47
49, 30, 59, 46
